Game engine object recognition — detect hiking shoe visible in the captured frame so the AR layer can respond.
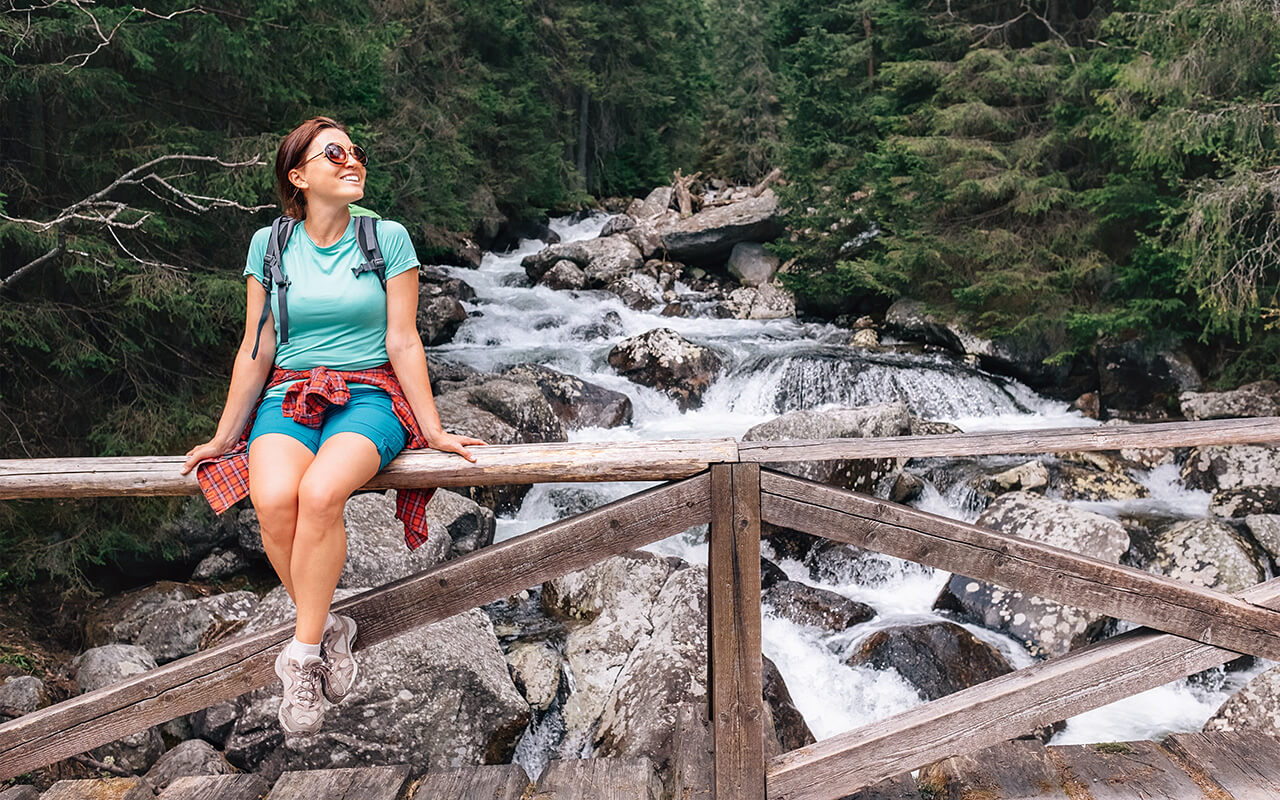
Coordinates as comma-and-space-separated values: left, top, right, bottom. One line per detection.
319, 613, 359, 703
274, 649, 329, 734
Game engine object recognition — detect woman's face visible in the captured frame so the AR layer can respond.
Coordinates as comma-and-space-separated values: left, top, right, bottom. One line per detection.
288, 128, 366, 207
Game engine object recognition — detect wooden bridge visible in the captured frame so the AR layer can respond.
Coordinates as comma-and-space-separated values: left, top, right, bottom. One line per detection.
2, 416, 1280, 799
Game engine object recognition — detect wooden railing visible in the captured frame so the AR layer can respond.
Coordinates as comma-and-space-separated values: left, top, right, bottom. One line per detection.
2, 415, 1279, 800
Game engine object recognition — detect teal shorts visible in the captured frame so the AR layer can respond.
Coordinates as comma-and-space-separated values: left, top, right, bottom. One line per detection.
247, 383, 408, 470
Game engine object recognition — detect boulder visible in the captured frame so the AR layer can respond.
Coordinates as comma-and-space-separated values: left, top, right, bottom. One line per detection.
223, 586, 528, 776
431, 392, 529, 513
657, 189, 784, 265
1244, 515, 1280, 563
132, 591, 259, 664
68, 645, 165, 772
522, 236, 643, 288
1052, 463, 1150, 502
1097, 339, 1201, 419
0, 676, 46, 713
570, 309, 625, 341
1181, 445, 1280, 492
1148, 519, 1264, 593
762, 655, 815, 753
489, 215, 559, 255
417, 266, 476, 346
934, 492, 1129, 657
629, 187, 674, 220
760, 557, 788, 591
991, 461, 1049, 493
539, 259, 587, 290
338, 492, 452, 588
429, 488, 496, 557
85, 581, 202, 646
807, 540, 925, 588
743, 404, 911, 494
622, 220, 664, 259
143, 739, 236, 793
911, 418, 964, 436
501, 364, 633, 430
725, 281, 796, 320
888, 470, 925, 503
726, 242, 780, 287
237, 509, 267, 558
192, 549, 251, 581
506, 641, 562, 712
600, 214, 636, 236
1210, 486, 1280, 518
605, 273, 660, 310
607, 328, 723, 411
845, 621, 1014, 701
850, 328, 879, 349
1205, 665, 1280, 738
763, 580, 875, 633
465, 378, 568, 444
1180, 381, 1280, 421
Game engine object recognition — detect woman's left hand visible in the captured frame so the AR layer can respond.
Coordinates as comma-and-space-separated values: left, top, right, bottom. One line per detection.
428, 431, 487, 462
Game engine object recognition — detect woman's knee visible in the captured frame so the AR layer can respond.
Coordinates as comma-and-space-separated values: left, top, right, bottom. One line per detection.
296, 473, 350, 525
249, 484, 299, 546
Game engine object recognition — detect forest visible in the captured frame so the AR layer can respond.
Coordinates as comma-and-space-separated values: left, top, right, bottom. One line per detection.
3, 0, 1280, 584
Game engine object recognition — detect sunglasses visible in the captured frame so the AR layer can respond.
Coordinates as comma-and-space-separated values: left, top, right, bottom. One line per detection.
300, 141, 369, 168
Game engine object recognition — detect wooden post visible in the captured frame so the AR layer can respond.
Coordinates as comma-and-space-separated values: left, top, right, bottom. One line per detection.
708, 463, 766, 800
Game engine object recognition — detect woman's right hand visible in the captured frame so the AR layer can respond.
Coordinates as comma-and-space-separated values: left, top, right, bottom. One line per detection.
181, 438, 233, 475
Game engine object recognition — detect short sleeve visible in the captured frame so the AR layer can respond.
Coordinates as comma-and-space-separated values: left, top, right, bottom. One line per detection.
242, 226, 272, 282
376, 220, 421, 280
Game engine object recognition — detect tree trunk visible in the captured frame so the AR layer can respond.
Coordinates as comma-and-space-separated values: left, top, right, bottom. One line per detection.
576, 86, 590, 188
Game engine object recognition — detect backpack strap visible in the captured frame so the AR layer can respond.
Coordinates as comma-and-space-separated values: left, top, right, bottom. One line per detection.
250, 216, 298, 360
351, 215, 387, 290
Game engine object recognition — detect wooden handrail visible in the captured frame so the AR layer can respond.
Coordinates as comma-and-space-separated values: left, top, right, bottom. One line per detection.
2, 416, 1279, 500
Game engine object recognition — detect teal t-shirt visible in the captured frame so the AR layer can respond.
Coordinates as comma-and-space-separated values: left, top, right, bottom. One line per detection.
244, 216, 420, 401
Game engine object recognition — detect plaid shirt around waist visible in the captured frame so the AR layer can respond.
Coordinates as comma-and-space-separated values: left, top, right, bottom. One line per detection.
195, 363, 436, 550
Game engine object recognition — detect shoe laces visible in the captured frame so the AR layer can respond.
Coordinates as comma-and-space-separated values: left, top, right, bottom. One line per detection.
292, 660, 330, 706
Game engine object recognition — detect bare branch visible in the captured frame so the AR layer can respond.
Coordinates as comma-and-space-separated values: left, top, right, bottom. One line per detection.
1, 238, 63, 290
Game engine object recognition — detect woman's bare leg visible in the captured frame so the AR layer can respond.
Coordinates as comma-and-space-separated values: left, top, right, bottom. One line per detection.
247, 433, 317, 603
290, 432, 382, 644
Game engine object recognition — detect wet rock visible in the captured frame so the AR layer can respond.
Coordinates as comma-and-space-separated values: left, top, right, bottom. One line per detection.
144, 739, 236, 792
432, 391, 530, 513
1072, 392, 1101, 420
506, 641, 562, 712
605, 273, 660, 310
725, 281, 796, 320
490, 215, 558, 255
1181, 381, 1280, 421
465, 378, 568, 444
889, 470, 925, 503
628, 187, 674, 220
68, 645, 165, 772
763, 580, 875, 633
607, 328, 723, 411
726, 242, 780, 287
501, 363, 633, 430
132, 591, 259, 664
1210, 486, 1280, 518
1053, 463, 1149, 502
657, 189, 784, 265
807, 540, 924, 588
339, 492, 452, 588
1149, 519, 1263, 593
911, 418, 964, 436
522, 236, 643, 288
934, 492, 1129, 657
1205, 665, 1280, 737
0, 676, 46, 713
1181, 445, 1280, 492
622, 220, 664, 259
1097, 339, 1201, 419
192, 548, 251, 581
743, 403, 911, 494
760, 557, 788, 591
539, 259, 587, 290
417, 295, 469, 346
600, 215, 636, 236
991, 461, 1049, 493
570, 309, 624, 341
1244, 515, 1280, 563
850, 328, 879, 349
763, 655, 815, 752
845, 621, 1014, 701
223, 587, 528, 776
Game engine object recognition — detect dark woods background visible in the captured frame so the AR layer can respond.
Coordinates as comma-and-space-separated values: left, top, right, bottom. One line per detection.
3, 0, 1280, 585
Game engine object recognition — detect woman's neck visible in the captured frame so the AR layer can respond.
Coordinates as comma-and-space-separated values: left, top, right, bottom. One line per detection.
302, 203, 351, 247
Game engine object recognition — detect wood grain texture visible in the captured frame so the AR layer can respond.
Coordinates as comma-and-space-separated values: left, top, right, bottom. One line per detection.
764, 575, 1280, 800
917, 739, 1069, 799
1050, 740, 1210, 799
533, 758, 662, 800
835, 774, 920, 800
709, 463, 766, 800
157, 774, 269, 800
0, 439, 737, 499
739, 417, 1280, 461
666, 702, 713, 800
0, 475, 710, 781
1164, 731, 1280, 800
36, 778, 140, 800
760, 470, 1280, 661
0, 786, 37, 800
267, 766, 410, 800
408, 764, 531, 799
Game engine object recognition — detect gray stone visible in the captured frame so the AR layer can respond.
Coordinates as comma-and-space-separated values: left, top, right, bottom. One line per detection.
0, 676, 45, 713
501, 363, 633, 430
1245, 514, 1280, 563
934, 492, 1129, 657
522, 236, 644, 287
223, 586, 528, 775
1211, 486, 1280, 518
427, 488, 496, 557
466, 378, 568, 444
725, 241, 780, 287
192, 548, 252, 580
622, 219, 664, 259
1097, 340, 1201, 419
889, 471, 925, 503
763, 580, 875, 633
605, 273, 660, 310
656, 189, 784, 265
86, 581, 202, 646
850, 328, 879, 349
630, 186, 674, 220
417, 294, 469, 347
763, 655, 815, 754
237, 509, 266, 558
68, 644, 165, 772
845, 621, 1014, 701
743, 404, 911, 493
991, 461, 1049, 492
600, 214, 636, 236
607, 328, 723, 412
506, 641, 562, 712
1181, 445, 1280, 492
1181, 381, 1280, 421
144, 739, 236, 792
539, 259, 587, 290
1205, 665, 1280, 737
429, 393, 530, 514
724, 281, 796, 320
190, 700, 240, 748
1149, 519, 1263, 593
339, 492, 452, 589
1053, 463, 1150, 502
133, 591, 259, 664
0, 787, 38, 800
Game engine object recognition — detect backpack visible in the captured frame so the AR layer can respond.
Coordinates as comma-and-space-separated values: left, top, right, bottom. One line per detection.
250, 211, 388, 360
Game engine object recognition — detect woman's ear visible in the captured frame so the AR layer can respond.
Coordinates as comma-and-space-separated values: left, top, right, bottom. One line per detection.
288, 168, 308, 191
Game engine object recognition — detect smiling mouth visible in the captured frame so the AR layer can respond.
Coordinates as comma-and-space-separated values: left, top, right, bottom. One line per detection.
341, 175, 361, 183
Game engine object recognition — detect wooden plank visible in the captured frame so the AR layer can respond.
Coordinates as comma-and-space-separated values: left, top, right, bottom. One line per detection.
37, 779, 140, 800
407, 764, 531, 800
836, 774, 918, 800
760, 470, 1280, 662
763, 575, 1280, 800
1164, 731, 1280, 799
739, 416, 1280, 462
667, 702, 713, 800
267, 766, 410, 800
709, 463, 766, 800
0, 439, 738, 499
0, 787, 38, 800
1048, 740, 1210, 799
0, 474, 711, 780
159, 774, 269, 800
917, 739, 1069, 799
533, 758, 662, 800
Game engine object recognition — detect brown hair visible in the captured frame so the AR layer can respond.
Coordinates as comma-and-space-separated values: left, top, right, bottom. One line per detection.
275, 116, 348, 219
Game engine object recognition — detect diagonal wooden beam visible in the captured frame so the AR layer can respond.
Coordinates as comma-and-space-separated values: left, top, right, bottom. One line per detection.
0, 474, 710, 781
761, 469, 1280, 662
765, 575, 1280, 800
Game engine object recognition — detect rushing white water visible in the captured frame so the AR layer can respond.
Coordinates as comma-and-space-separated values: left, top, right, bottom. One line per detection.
434, 212, 1246, 753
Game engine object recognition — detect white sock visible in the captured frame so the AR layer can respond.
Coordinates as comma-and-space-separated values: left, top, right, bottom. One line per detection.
285, 637, 321, 664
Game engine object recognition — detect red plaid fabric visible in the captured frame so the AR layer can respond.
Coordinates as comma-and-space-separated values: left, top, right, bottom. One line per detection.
196, 363, 436, 550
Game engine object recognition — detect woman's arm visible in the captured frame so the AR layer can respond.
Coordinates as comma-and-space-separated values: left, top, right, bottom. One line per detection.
180, 278, 276, 474
385, 268, 486, 461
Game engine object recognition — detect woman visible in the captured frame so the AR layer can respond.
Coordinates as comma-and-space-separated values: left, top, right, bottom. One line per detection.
180, 117, 485, 734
